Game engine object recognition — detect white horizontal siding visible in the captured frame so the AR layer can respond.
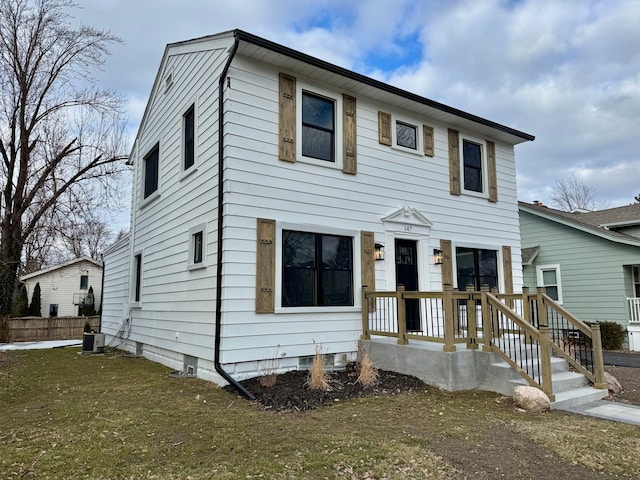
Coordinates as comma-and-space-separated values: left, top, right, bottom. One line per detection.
102, 238, 130, 336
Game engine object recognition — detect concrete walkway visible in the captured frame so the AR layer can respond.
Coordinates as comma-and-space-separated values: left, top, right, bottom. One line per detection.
561, 400, 640, 426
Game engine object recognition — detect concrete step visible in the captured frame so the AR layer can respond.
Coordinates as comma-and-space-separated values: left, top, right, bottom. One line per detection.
510, 370, 589, 394
489, 356, 569, 379
551, 386, 609, 410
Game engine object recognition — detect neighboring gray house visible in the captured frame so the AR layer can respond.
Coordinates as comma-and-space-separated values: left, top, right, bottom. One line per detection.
519, 201, 640, 349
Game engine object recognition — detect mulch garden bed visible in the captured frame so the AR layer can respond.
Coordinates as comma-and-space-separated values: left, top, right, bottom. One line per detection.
225, 361, 427, 411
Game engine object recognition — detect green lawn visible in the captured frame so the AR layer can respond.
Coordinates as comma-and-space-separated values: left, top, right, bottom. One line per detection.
1, 348, 639, 479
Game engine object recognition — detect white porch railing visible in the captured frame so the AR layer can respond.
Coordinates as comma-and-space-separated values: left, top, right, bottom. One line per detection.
629, 298, 640, 324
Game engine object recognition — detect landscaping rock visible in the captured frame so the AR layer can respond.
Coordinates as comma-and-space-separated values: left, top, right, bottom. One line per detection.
513, 385, 550, 412
605, 371, 622, 395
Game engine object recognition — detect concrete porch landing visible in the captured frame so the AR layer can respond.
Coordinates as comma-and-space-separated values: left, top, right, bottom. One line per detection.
361, 336, 607, 410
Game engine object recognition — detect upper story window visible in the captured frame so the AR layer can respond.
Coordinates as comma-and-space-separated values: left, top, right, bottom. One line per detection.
183, 104, 195, 170
80, 275, 89, 290
301, 91, 335, 162
396, 121, 417, 150
462, 139, 483, 193
282, 230, 353, 307
143, 144, 159, 199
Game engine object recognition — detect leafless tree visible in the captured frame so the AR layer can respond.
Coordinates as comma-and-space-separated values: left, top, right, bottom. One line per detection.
0, 0, 128, 314
550, 174, 609, 212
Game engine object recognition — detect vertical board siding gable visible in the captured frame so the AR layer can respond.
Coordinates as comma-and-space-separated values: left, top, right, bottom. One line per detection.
502, 245, 513, 294
448, 129, 461, 195
487, 140, 498, 202
256, 218, 276, 313
440, 239, 453, 287
378, 111, 392, 146
278, 73, 296, 162
423, 125, 434, 157
342, 94, 357, 174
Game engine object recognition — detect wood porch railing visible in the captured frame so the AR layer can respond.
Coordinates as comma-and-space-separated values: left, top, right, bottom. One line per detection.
629, 297, 640, 324
361, 286, 606, 401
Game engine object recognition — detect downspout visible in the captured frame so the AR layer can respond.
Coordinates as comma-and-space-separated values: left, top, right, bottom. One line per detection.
215, 32, 255, 400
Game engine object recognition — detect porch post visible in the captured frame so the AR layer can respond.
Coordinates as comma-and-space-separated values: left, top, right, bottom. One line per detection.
466, 285, 478, 349
480, 285, 492, 352
361, 287, 370, 340
443, 284, 456, 352
590, 323, 607, 389
539, 324, 555, 402
491, 287, 500, 339
536, 287, 548, 328
397, 285, 408, 345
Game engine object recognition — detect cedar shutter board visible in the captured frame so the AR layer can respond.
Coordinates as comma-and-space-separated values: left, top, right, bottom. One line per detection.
440, 239, 453, 288
378, 111, 392, 146
342, 94, 357, 175
502, 245, 513, 294
487, 140, 497, 202
448, 129, 461, 195
256, 218, 276, 313
423, 125, 434, 157
360, 231, 376, 312
278, 73, 296, 163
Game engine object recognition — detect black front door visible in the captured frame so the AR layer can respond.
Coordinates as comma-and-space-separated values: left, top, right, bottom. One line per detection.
395, 239, 420, 331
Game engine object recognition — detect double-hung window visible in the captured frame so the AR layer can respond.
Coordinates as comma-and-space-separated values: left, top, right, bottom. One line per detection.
80, 275, 89, 290
456, 247, 498, 290
143, 144, 159, 199
536, 265, 562, 303
462, 139, 483, 193
282, 230, 353, 307
301, 92, 335, 162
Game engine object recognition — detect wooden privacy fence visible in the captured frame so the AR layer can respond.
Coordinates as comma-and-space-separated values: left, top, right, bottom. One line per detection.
1, 316, 100, 342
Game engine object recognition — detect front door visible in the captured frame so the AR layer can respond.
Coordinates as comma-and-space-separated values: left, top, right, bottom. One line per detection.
395, 239, 420, 331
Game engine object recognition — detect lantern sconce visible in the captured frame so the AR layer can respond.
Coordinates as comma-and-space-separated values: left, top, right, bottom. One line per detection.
374, 243, 385, 261
433, 248, 443, 265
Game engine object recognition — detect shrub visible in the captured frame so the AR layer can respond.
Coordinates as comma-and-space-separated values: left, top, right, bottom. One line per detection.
598, 321, 626, 350
11, 285, 28, 317
28, 282, 41, 317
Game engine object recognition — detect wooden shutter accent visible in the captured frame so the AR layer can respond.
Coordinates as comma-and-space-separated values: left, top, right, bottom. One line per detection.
423, 125, 434, 157
361, 231, 375, 311
342, 94, 357, 175
440, 239, 453, 288
278, 73, 296, 163
256, 218, 276, 313
502, 245, 513, 294
448, 129, 461, 195
378, 111, 392, 146
487, 140, 497, 202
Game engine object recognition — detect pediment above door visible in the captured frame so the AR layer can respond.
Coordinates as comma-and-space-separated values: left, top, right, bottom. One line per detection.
381, 206, 433, 235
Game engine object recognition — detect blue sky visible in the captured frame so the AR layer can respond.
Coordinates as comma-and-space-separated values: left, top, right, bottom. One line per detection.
73, 0, 640, 224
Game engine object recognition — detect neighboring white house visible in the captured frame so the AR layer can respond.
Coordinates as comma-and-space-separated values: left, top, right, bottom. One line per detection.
102, 29, 534, 387
20, 256, 103, 317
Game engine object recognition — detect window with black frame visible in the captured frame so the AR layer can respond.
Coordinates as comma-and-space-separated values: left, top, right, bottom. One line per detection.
143, 144, 159, 198
456, 247, 498, 291
462, 139, 483, 192
282, 230, 353, 307
301, 92, 335, 162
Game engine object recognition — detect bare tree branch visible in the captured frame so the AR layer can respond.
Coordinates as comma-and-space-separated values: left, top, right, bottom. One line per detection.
550, 174, 609, 212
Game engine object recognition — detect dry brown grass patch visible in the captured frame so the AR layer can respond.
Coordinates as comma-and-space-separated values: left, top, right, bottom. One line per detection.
357, 351, 379, 387
307, 347, 332, 391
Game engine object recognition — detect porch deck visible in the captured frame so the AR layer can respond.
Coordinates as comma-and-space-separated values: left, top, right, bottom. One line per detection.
361, 286, 607, 405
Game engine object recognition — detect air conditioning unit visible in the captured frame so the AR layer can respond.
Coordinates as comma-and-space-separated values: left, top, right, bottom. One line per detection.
82, 332, 105, 353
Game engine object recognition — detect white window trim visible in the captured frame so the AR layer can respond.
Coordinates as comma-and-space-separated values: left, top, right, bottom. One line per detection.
295, 82, 343, 171
536, 264, 563, 304
459, 133, 488, 198
139, 141, 162, 209
130, 250, 144, 308
275, 222, 360, 314
391, 115, 423, 156
188, 223, 207, 270
180, 99, 199, 180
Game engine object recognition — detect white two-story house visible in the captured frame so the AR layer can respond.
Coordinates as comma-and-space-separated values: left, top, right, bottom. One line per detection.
102, 30, 534, 391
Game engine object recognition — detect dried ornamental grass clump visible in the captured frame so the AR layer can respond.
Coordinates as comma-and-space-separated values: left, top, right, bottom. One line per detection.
308, 347, 332, 391
357, 351, 379, 387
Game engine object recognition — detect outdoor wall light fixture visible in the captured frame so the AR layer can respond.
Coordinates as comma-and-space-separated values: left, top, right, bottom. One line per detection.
374, 243, 385, 261
433, 248, 443, 265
